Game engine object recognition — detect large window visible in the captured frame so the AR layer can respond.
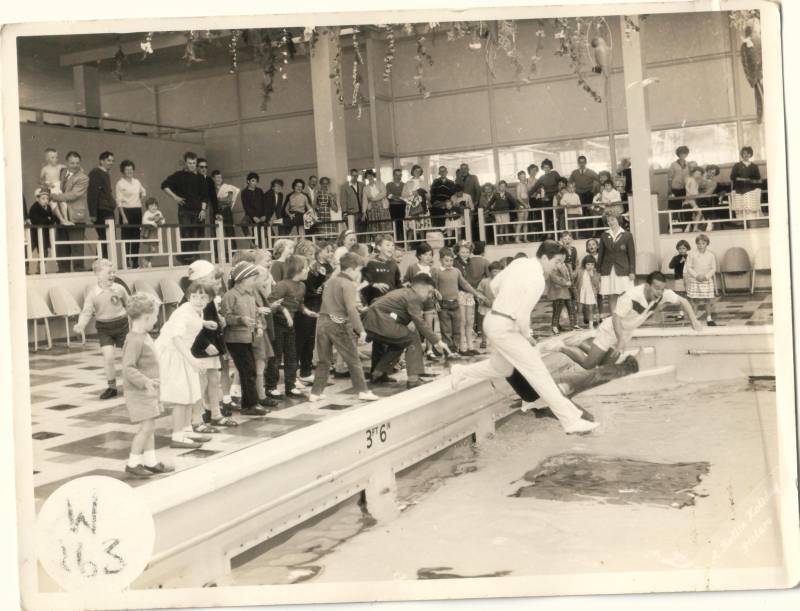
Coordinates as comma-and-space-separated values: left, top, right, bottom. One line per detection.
649, 122, 739, 169
498, 137, 618, 183
742, 121, 766, 161
399, 149, 495, 184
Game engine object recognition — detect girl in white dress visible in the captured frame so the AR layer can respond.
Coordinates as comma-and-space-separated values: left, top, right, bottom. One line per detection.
155, 281, 214, 448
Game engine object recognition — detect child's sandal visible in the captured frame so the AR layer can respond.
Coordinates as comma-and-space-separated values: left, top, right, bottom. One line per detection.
193, 423, 219, 434
212, 416, 239, 427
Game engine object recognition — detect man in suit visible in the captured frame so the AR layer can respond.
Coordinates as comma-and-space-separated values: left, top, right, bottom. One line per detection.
340, 168, 362, 231
569, 155, 601, 234
50, 151, 90, 272
304, 175, 318, 207
455, 163, 481, 209
430, 165, 456, 229
87, 151, 117, 259
362, 274, 450, 389
198, 158, 219, 239
263, 178, 285, 238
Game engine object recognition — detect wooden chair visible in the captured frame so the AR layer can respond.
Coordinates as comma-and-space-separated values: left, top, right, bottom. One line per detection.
48, 286, 85, 348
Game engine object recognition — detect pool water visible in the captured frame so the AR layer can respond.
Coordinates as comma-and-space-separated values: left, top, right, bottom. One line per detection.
224, 376, 782, 587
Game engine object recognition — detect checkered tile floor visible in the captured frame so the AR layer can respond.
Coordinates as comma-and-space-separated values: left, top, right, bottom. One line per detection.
28, 291, 772, 502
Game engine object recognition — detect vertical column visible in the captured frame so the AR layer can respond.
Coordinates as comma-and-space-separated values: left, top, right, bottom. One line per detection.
365, 33, 382, 175
620, 16, 660, 273
310, 30, 350, 200
72, 65, 101, 127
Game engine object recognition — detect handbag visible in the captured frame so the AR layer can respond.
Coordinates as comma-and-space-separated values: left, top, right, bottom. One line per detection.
303, 208, 317, 230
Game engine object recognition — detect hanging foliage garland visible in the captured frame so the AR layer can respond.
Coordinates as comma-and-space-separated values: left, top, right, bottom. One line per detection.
183, 30, 205, 65
414, 26, 434, 99
529, 21, 546, 76
730, 10, 763, 122
228, 30, 241, 73
244, 29, 278, 111
351, 30, 368, 118
140, 32, 154, 59
329, 27, 344, 105
554, 17, 602, 103
496, 20, 531, 83
383, 25, 396, 82
112, 46, 126, 81
305, 26, 320, 57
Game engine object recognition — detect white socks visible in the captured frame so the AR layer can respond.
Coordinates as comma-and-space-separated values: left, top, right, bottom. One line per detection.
143, 450, 157, 467
127, 453, 142, 468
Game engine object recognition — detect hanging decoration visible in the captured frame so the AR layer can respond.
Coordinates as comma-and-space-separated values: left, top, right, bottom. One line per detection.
469, 21, 485, 50
112, 46, 126, 81
731, 11, 763, 122
351, 30, 367, 118
414, 27, 434, 99
278, 28, 296, 80
305, 26, 320, 57
183, 31, 205, 65
329, 27, 344, 105
140, 32, 154, 59
383, 25, 396, 82
622, 15, 640, 41
228, 30, 240, 73
554, 18, 602, 103
246, 29, 277, 110
588, 18, 613, 78
529, 22, 546, 76
402, 23, 415, 36
496, 20, 530, 83
446, 21, 470, 42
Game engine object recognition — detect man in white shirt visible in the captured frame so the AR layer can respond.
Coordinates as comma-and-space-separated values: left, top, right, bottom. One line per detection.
560, 271, 702, 369
451, 241, 598, 434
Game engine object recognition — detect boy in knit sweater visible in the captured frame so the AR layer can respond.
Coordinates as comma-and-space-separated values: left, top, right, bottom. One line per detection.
433, 248, 486, 357
74, 259, 130, 399
361, 235, 402, 306
309, 252, 379, 403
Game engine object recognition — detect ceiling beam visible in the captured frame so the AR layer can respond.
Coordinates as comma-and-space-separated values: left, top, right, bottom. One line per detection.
58, 27, 366, 68
60, 33, 195, 67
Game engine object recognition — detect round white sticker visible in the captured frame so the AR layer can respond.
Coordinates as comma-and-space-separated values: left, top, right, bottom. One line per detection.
36, 476, 155, 592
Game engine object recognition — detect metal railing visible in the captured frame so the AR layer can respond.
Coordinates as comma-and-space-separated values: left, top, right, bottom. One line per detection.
19, 106, 205, 142
660, 190, 769, 234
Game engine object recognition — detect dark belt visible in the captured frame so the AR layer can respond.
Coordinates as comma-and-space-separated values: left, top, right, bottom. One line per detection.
490, 310, 515, 321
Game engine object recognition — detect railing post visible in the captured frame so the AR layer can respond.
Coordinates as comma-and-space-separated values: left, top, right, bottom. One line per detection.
35, 110, 44, 124
347, 215, 356, 233
105, 218, 118, 269
477, 208, 486, 243
215, 219, 226, 266
166, 227, 175, 269
463, 208, 472, 242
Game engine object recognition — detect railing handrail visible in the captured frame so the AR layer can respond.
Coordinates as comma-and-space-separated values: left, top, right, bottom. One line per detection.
19, 105, 203, 135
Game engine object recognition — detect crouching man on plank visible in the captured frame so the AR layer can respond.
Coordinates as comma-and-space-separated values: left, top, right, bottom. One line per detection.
559, 271, 703, 370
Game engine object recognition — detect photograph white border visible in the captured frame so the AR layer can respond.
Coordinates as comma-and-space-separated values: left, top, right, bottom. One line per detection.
1, 1, 797, 609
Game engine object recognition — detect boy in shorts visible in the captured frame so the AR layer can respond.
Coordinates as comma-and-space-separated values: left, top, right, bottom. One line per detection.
74, 258, 130, 399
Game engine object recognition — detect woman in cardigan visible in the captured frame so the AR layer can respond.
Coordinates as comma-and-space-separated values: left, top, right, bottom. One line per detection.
729, 146, 763, 223
596, 209, 636, 317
